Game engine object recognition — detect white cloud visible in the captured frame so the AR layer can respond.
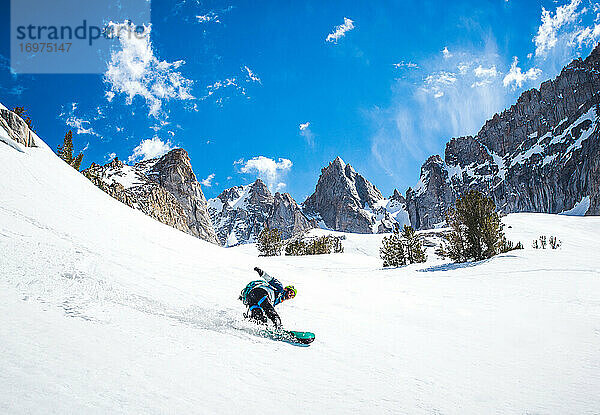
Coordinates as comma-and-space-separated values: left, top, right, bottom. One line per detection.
393, 61, 418, 69
104, 21, 194, 118
238, 156, 293, 192
457, 62, 470, 75
472, 64, 500, 87
106, 152, 117, 161
474, 64, 499, 78
299, 122, 314, 146
326, 17, 355, 43
201, 173, 215, 187
128, 136, 174, 163
502, 57, 541, 89
370, 39, 508, 182
422, 71, 457, 98
534, 0, 582, 57
442, 47, 453, 59
197, 13, 220, 23
243, 66, 261, 83
60, 102, 100, 137
203, 66, 261, 104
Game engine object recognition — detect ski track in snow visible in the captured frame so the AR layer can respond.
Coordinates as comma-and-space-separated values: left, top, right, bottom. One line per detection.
1, 140, 600, 414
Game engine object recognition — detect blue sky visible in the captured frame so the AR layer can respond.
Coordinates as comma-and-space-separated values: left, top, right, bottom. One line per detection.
1, 0, 600, 201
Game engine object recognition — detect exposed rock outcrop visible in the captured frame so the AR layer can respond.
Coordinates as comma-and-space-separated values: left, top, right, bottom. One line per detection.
208, 179, 314, 246
83, 150, 219, 244
0, 107, 37, 148
303, 157, 409, 233
406, 43, 600, 229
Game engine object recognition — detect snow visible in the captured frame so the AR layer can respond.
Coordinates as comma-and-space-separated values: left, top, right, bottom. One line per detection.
549, 107, 595, 146
559, 196, 591, 216
1, 135, 600, 413
0, 124, 25, 153
102, 164, 145, 188
490, 151, 507, 181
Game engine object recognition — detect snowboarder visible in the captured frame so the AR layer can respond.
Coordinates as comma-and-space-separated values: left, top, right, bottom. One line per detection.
239, 267, 297, 328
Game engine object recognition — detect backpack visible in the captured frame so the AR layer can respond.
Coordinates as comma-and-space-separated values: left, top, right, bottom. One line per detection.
239, 280, 269, 305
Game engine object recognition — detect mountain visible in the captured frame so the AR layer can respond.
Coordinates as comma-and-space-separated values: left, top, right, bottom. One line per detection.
83, 150, 219, 244
303, 156, 409, 233
207, 179, 314, 246
3, 116, 600, 413
406, 44, 600, 229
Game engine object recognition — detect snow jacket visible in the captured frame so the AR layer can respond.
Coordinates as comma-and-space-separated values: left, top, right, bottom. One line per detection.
254, 271, 286, 306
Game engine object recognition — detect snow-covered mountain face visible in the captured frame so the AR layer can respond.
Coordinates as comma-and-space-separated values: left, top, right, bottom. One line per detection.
303, 157, 410, 233
406, 45, 600, 229
207, 179, 314, 246
83, 150, 219, 244
3, 102, 600, 414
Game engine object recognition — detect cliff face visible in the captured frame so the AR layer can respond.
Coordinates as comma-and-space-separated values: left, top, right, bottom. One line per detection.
207, 179, 314, 246
0, 107, 37, 148
303, 157, 409, 233
83, 150, 219, 244
406, 44, 600, 229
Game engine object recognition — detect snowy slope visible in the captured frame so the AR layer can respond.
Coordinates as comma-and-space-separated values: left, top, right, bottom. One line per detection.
1, 137, 600, 414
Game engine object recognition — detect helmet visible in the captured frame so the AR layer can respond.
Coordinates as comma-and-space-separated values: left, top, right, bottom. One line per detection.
284, 285, 297, 299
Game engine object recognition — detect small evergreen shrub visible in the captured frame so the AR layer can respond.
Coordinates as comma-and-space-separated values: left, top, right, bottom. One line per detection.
438, 190, 515, 262
533, 235, 561, 249
380, 224, 426, 268
257, 227, 283, 257
284, 235, 344, 256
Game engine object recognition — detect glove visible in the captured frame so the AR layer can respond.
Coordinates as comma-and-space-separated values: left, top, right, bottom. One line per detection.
254, 267, 263, 276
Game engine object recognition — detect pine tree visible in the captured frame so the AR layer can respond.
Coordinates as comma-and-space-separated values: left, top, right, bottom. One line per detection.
401, 225, 427, 264
285, 239, 306, 256
380, 225, 406, 267
257, 227, 283, 257
56, 130, 84, 171
441, 190, 507, 262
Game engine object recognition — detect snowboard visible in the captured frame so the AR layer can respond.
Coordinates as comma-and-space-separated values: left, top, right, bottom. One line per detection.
260, 328, 315, 345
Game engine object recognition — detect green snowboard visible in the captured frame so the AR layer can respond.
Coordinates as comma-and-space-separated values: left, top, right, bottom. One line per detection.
260, 328, 315, 345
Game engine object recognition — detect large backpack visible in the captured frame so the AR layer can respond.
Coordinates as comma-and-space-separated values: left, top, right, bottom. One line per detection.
239, 280, 269, 305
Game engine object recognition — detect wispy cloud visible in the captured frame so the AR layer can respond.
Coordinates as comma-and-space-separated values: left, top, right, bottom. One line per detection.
237, 156, 293, 192
197, 13, 221, 23
472, 64, 500, 87
442, 47, 453, 59
201, 173, 215, 187
299, 121, 314, 146
243, 66, 261, 83
326, 17, 355, 43
60, 103, 101, 137
531, 0, 600, 62
128, 136, 174, 163
393, 61, 419, 69
503, 57, 541, 89
534, 0, 582, 57
370, 39, 508, 183
202, 66, 262, 105
104, 21, 194, 118
422, 71, 457, 98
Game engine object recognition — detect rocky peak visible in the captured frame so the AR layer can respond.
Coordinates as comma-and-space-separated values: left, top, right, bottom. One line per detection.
304, 157, 391, 233
208, 179, 313, 246
390, 189, 405, 204
406, 43, 600, 230
83, 149, 219, 244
